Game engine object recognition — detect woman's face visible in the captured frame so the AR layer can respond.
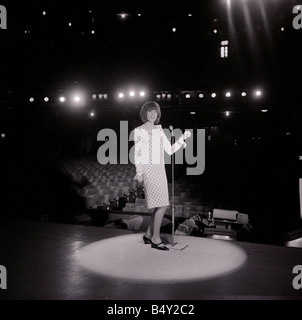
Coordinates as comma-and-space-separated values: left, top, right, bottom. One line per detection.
146, 109, 158, 123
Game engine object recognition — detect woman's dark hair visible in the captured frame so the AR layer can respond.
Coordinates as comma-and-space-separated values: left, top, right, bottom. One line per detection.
140, 101, 161, 124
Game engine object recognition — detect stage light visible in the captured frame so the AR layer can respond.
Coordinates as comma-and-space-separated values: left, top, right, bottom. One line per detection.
199, 93, 204, 98
190, 111, 196, 115
69, 90, 86, 107
118, 93, 124, 98
90, 112, 95, 117
139, 91, 145, 97
103, 94, 108, 100
42, 11, 46, 16
261, 109, 268, 113
129, 91, 135, 97
44, 97, 49, 102
138, 14, 141, 17
225, 92, 231, 97
185, 94, 191, 99
213, 29, 218, 34
172, 27, 176, 32
91, 30, 95, 34
29, 97, 34, 102
188, 14, 192, 17
281, 27, 285, 32
59, 97, 66, 102
241, 91, 247, 97
255, 90, 262, 96
226, 111, 230, 116
156, 94, 161, 100
211, 93, 216, 98
68, 22, 72, 27
1, 133, 5, 139
120, 13, 127, 19
167, 94, 172, 99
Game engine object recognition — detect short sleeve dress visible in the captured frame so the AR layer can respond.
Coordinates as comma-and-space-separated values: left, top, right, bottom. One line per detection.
134, 124, 184, 209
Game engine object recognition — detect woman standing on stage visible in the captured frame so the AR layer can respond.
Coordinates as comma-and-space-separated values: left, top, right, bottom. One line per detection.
134, 101, 190, 250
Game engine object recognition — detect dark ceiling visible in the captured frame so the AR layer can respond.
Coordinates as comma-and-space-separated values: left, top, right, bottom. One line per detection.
1, 1, 301, 91
0, 0, 301, 135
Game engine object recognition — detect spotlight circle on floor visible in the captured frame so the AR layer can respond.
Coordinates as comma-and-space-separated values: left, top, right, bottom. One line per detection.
77, 234, 247, 283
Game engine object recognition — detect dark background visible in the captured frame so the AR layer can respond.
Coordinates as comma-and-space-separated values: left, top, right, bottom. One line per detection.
0, 0, 302, 245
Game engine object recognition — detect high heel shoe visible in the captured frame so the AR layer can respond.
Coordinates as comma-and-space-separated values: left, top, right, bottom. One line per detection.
150, 240, 169, 251
143, 235, 151, 244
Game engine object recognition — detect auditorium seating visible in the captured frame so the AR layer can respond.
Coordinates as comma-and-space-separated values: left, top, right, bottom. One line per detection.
55, 156, 252, 241
57, 156, 211, 219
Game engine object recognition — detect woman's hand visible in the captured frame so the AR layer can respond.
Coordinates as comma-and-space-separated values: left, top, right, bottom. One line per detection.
134, 173, 144, 184
183, 130, 191, 140
178, 130, 191, 148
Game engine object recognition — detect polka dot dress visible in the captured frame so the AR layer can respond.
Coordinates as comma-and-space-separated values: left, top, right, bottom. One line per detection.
134, 125, 183, 209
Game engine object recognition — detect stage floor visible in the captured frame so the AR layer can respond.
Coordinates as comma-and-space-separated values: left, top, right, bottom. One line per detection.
0, 217, 301, 300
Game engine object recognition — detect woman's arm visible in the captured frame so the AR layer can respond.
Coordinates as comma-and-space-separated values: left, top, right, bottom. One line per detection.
133, 128, 144, 182
161, 128, 191, 155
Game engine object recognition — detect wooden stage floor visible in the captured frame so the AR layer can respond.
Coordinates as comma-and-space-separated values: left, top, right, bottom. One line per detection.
0, 217, 301, 301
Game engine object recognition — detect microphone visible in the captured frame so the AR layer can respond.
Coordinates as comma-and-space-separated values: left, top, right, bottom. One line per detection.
181, 130, 191, 148
183, 130, 191, 140
169, 125, 174, 138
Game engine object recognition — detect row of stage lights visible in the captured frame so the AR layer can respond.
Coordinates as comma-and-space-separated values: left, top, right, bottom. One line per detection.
28, 90, 147, 104
177, 89, 262, 100
28, 88, 264, 105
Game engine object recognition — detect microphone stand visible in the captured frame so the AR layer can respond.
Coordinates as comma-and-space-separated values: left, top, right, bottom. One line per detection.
171, 128, 175, 245
168, 128, 190, 250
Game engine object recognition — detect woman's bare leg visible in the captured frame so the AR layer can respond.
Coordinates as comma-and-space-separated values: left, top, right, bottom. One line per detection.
151, 206, 169, 244
145, 209, 156, 239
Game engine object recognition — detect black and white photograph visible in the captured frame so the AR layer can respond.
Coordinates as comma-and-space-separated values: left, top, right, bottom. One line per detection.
0, 0, 302, 304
